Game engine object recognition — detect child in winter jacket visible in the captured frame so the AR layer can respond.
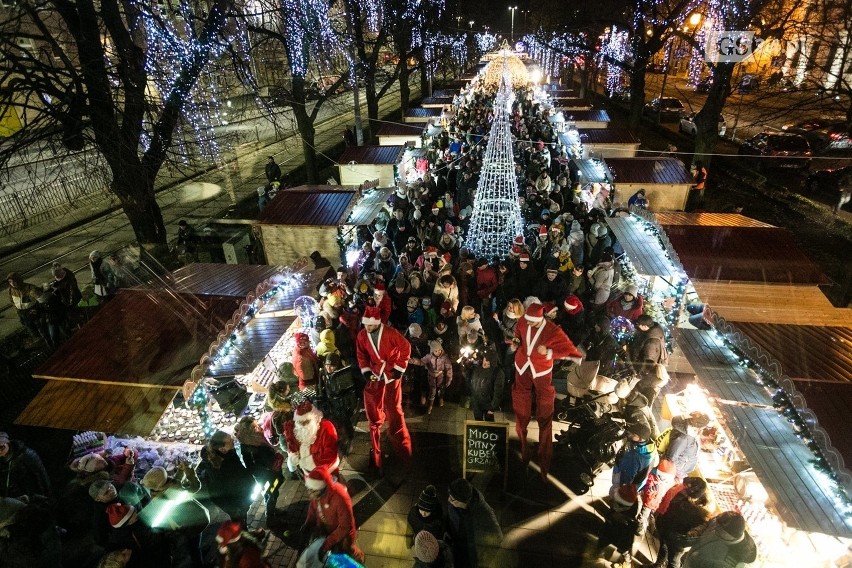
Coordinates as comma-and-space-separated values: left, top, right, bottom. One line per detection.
421, 340, 453, 414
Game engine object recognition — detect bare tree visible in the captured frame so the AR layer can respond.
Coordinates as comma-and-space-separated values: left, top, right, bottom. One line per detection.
0, 0, 237, 252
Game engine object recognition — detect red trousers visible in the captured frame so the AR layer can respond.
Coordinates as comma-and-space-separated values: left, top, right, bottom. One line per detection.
512, 369, 556, 476
363, 378, 412, 468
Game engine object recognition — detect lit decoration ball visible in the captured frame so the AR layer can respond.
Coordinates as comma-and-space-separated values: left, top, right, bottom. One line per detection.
293, 295, 319, 327
610, 316, 635, 344
481, 40, 528, 88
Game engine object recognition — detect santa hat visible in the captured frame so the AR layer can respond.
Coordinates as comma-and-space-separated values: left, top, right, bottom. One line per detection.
216, 521, 243, 548
510, 245, 522, 256
374, 282, 386, 294
538, 225, 548, 237
613, 484, 638, 509
305, 466, 331, 491
362, 305, 382, 326
294, 332, 310, 343
107, 503, 135, 528
424, 246, 437, 258
543, 302, 557, 317
519, 253, 531, 263
513, 235, 525, 246
563, 294, 583, 315
294, 400, 321, 421
656, 459, 677, 480
525, 303, 544, 322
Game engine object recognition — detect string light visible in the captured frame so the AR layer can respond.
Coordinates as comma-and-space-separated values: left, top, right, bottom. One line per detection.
466, 61, 524, 260
598, 26, 630, 96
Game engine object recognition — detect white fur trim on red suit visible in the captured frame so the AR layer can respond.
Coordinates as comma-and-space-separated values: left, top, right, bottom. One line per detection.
524, 314, 543, 322
304, 475, 327, 490
362, 316, 381, 325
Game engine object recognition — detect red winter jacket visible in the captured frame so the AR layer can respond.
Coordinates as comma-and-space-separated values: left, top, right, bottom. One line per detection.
306, 480, 360, 556
284, 419, 340, 473
475, 266, 498, 299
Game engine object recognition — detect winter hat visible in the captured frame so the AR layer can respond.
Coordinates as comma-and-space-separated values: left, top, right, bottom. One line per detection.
362, 305, 382, 326
88, 480, 115, 501
626, 422, 651, 442
324, 352, 342, 368
424, 246, 438, 258
0, 432, 9, 445
414, 530, 440, 563
444, 223, 455, 235
592, 223, 608, 238
538, 225, 548, 237
374, 281, 386, 294
141, 466, 168, 492
429, 340, 444, 354
0, 497, 25, 529
416, 485, 440, 513
107, 503, 135, 528
545, 258, 560, 272
216, 520, 243, 547
408, 323, 423, 338
295, 400, 321, 421
513, 235, 525, 246
407, 296, 420, 310
656, 459, 677, 480
524, 302, 544, 323
294, 332, 310, 344
51, 262, 66, 279
715, 511, 746, 542
563, 295, 583, 315
440, 301, 452, 313
448, 478, 473, 504
79, 453, 108, 473
625, 284, 639, 297
305, 466, 330, 491
613, 484, 638, 509
684, 477, 708, 499
519, 253, 531, 263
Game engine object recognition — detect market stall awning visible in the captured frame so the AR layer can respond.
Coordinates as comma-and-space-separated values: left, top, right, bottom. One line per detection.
347, 186, 395, 226
692, 280, 851, 326
606, 158, 693, 185
405, 107, 442, 119
678, 328, 852, 538
15, 381, 176, 436
607, 215, 680, 277
258, 186, 357, 226
420, 96, 454, 107
338, 145, 406, 165
375, 123, 425, 137
789, 380, 852, 480
573, 158, 612, 184
203, 267, 327, 378
33, 289, 242, 388
561, 109, 610, 124
159, 263, 288, 298
655, 212, 776, 228
664, 225, 826, 284
574, 128, 639, 145
553, 97, 592, 110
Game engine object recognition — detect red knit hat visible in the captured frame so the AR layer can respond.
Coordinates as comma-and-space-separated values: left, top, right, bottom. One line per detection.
613, 484, 638, 508
216, 521, 243, 547
305, 466, 331, 491
107, 503, 135, 528
444, 223, 455, 235
362, 305, 382, 326
525, 303, 544, 322
374, 281, 386, 293
425, 246, 437, 258
294, 332, 310, 343
563, 294, 583, 315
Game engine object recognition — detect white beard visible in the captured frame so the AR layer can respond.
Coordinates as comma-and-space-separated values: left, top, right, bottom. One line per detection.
294, 418, 320, 448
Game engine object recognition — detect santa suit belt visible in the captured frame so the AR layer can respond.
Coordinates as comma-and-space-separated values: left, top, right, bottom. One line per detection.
514, 360, 553, 378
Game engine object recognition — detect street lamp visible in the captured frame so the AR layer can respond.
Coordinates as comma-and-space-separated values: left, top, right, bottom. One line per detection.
689, 12, 702, 27
521, 10, 529, 35
456, 15, 462, 28
469, 20, 474, 30
509, 6, 518, 43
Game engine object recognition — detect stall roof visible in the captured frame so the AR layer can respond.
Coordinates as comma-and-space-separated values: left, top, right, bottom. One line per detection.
665, 225, 826, 284
203, 268, 328, 378
158, 264, 287, 298
692, 280, 851, 326
573, 158, 612, 184
375, 123, 425, 137
553, 97, 592, 109
575, 128, 639, 145
722, 322, 852, 385
33, 289, 241, 388
258, 187, 357, 226
338, 145, 406, 165
420, 96, 454, 106
347, 186, 395, 226
431, 89, 456, 98
607, 215, 679, 277
655, 212, 776, 228
679, 328, 852, 538
15, 381, 176, 436
606, 158, 693, 185
562, 109, 610, 123
405, 107, 442, 118
789, 380, 852, 478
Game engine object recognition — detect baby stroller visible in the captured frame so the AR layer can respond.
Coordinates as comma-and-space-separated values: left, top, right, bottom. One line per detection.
316, 365, 361, 456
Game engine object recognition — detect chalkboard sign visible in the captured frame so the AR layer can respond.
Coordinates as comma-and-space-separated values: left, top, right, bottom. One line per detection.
463, 420, 509, 489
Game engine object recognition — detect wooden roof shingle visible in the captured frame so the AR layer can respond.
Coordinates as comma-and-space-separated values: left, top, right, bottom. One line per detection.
576, 128, 639, 145
158, 264, 287, 298
562, 109, 610, 123
606, 158, 693, 185
375, 123, 425, 137
655, 212, 776, 228
405, 107, 442, 118
258, 188, 357, 226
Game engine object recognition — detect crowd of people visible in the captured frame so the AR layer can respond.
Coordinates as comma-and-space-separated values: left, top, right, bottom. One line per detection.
0, 76, 758, 568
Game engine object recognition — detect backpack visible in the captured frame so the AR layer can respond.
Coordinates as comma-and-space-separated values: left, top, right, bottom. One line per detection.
654, 427, 674, 456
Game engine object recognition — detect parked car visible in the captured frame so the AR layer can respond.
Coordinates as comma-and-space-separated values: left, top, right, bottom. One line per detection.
643, 97, 685, 122
803, 165, 852, 193
693, 77, 713, 93
679, 112, 727, 136
781, 118, 835, 135
735, 74, 760, 94
738, 132, 812, 171
782, 120, 852, 152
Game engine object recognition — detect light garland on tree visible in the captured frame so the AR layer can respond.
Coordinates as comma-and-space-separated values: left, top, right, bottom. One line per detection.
598, 26, 630, 96
466, 62, 524, 260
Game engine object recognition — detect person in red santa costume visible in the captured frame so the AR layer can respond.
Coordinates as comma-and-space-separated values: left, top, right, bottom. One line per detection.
373, 281, 392, 324
291, 332, 319, 391
513, 301, 583, 481
284, 400, 340, 479
299, 466, 364, 565
356, 304, 413, 472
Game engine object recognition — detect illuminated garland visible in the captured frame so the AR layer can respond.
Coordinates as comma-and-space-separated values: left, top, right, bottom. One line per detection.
598, 26, 630, 96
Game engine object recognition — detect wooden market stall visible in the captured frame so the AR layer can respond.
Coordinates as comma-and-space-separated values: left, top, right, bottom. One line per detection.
376, 123, 425, 147
559, 128, 640, 159
337, 145, 405, 187
420, 95, 454, 108
606, 158, 693, 210
15, 264, 288, 435
562, 109, 610, 129
403, 107, 442, 125
552, 97, 592, 110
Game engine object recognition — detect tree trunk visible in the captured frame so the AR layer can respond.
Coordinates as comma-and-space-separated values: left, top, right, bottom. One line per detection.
628, 67, 647, 130
365, 74, 379, 141
693, 63, 735, 169
112, 176, 168, 250
294, 105, 319, 184
399, 63, 411, 114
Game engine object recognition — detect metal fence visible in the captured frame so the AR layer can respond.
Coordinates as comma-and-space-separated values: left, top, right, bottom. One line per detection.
0, 168, 112, 235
